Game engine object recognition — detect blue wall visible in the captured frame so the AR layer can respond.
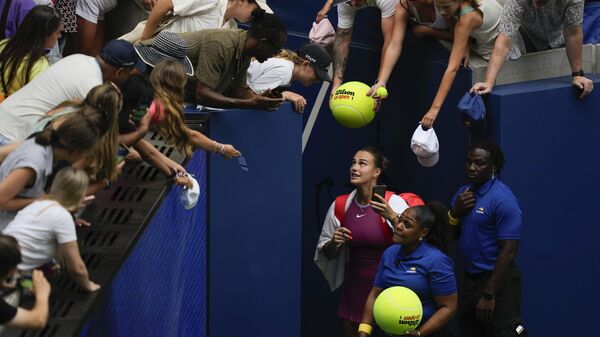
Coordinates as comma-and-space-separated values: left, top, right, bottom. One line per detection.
81, 151, 207, 337
487, 75, 600, 336
208, 106, 303, 337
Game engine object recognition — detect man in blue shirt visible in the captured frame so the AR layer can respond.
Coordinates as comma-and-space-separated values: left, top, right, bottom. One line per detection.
449, 140, 527, 337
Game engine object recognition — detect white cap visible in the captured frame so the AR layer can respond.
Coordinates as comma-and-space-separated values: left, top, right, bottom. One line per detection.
410, 124, 439, 167
180, 173, 200, 209
255, 0, 274, 14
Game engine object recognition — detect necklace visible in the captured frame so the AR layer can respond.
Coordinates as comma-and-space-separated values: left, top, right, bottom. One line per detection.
354, 199, 371, 217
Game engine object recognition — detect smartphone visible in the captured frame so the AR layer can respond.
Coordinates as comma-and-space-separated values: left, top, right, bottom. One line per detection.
372, 184, 387, 200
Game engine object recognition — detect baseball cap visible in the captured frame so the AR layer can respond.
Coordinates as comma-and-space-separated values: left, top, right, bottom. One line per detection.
180, 173, 200, 209
298, 43, 332, 82
309, 18, 335, 48
458, 92, 487, 138
255, 0, 274, 14
100, 39, 146, 73
410, 124, 440, 167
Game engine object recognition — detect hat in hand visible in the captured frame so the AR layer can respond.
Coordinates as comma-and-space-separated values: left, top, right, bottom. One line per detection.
309, 18, 335, 49
410, 123, 440, 167
458, 92, 487, 138
180, 173, 200, 209
134, 31, 194, 76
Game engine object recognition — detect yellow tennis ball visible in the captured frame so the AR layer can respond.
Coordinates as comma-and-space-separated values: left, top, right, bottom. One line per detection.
330, 81, 375, 128
376, 86, 388, 98
373, 286, 423, 335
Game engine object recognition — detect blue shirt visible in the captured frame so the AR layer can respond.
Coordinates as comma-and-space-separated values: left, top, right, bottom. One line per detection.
451, 178, 522, 274
374, 242, 457, 323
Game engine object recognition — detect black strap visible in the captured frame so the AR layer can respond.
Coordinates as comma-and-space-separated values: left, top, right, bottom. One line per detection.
0, 0, 14, 40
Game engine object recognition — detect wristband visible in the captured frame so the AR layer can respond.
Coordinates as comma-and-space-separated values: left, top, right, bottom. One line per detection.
448, 210, 459, 226
358, 323, 373, 336
572, 70, 584, 77
483, 291, 495, 300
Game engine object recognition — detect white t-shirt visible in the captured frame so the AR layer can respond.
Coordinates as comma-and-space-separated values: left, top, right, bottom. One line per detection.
337, 0, 399, 29
3, 200, 77, 270
76, 0, 118, 23
166, 0, 227, 33
0, 54, 102, 143
246, 58, 294, 94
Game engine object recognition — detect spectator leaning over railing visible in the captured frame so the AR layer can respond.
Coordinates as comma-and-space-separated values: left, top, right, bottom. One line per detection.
322, 0, 452, 102
168, 8, 287, 110
246, 43, 332, 113
0, 5, 62, 102
0, 39, 143, 147
471, 0, 594, 98
3, 168, 100, 292
0, 112, 100, 230
0, 235, 51, 330
133, 32, 241, 159
420, 0, 525, 128
121, 0, 273, 43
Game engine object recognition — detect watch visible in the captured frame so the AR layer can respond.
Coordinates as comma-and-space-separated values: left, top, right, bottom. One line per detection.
572, 70, 585, 77
482, 291, 495, 300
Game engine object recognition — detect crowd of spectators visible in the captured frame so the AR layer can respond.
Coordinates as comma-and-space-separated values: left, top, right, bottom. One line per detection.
0, 0, 593, 334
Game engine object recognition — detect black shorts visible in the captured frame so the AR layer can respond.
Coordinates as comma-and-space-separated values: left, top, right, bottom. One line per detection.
459, 264, 528, 337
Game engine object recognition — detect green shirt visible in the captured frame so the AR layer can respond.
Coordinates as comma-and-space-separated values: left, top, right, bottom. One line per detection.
180, 29, 250, 94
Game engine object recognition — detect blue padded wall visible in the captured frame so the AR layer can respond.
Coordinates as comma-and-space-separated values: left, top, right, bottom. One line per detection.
487, 75, 600, 337
80, 151, 207, 337
208, 105, 302, 337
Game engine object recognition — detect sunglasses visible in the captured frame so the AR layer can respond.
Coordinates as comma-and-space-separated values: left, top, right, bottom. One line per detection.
260, 37, 282, 54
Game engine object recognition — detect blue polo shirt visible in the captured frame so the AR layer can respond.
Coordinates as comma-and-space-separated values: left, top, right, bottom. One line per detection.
451, 178, 522, 274
374, 242, 457, 323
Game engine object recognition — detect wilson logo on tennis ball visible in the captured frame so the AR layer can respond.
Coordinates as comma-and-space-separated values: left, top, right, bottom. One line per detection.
398, 315, 421, 327
334, 88, 356, 100
330, 81, 375, 128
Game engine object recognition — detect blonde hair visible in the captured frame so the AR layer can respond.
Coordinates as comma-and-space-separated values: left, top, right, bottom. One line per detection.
150, 60, 192, 156
275, 49, 305, 65
48, 167, 89, 213
81, 82, 123, 181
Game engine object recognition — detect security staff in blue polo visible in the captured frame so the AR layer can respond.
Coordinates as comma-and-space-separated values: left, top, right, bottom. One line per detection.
448, 140, 527, 337
357, 203, 458, 337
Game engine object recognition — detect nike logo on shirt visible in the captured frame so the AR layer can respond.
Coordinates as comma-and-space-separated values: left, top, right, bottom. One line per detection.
356, 214, 366, 218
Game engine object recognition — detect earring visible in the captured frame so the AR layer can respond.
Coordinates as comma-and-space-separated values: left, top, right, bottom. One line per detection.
418, 237, 423, 241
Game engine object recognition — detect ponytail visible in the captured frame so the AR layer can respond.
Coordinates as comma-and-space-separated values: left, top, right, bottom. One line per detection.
411, 201, 449, 253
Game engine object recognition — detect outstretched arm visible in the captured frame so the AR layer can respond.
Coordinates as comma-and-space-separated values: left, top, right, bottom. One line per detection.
368, 5, 409, 96
422, 12, 481, 128
471, 33, 512, 95
331, 27, 353, 95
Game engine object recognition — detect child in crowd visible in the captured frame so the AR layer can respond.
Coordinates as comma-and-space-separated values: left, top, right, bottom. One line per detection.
0, 112, 101, 230
3, 167, 100, 292
247, 43, 331, 113
0, 5, 62, 102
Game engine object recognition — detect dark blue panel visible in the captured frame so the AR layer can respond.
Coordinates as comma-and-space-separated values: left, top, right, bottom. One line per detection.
487, 75, 600, 337
81, 151, 207, 337
208, 105, 302, 337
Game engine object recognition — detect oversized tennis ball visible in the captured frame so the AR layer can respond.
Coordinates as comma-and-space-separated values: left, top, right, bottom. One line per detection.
330, 81, 375, 128
376, 86, 388, 98
373, 286, 423, 335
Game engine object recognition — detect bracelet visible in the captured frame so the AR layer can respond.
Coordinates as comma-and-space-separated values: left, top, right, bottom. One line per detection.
448, 210, 459, 226
219, 143, 226, 154
572, 69, 584, 77
358, 323, 373, 336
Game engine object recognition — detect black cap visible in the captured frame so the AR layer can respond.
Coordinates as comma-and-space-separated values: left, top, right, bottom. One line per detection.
298, 43, 331, 82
